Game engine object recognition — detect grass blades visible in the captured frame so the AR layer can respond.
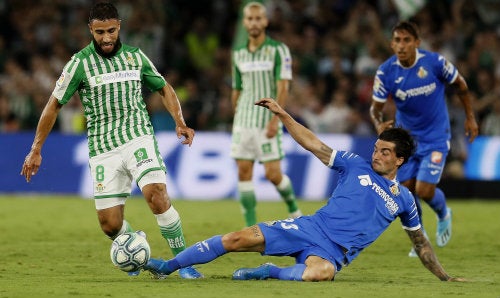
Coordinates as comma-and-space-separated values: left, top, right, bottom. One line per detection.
0, 196, 499, 298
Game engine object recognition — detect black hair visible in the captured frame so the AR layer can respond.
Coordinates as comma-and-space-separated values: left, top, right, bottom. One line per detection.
392, 21, 420, 40
378, 128, 415, 165
89, 2, 120, 23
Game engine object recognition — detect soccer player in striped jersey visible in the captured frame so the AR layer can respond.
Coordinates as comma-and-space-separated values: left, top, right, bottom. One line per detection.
231, 1, 301, 227
20, 2, 202, 279
143, 98, 464, 282
370, 21, 478, 255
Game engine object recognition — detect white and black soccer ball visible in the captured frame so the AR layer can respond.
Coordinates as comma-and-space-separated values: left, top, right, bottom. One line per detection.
110, 232, 151, 272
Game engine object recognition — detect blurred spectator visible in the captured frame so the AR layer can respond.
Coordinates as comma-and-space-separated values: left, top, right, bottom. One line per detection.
481, 99, 500, 136
0, 0, 497, 138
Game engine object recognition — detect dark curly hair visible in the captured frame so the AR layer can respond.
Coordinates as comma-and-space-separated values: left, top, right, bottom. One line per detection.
378, 128, 416, 166
89, 2, 120, 23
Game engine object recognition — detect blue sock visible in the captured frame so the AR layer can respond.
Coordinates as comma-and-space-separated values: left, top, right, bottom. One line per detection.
165, 235, 227, 272
427, 188, 447, 220
269, 264, 306, 281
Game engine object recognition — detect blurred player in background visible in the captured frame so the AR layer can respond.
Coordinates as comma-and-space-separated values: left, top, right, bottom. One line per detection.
369, 21, 478, 255
231, 2, 301, 226
20, 2, 202, 279
142, 97, 465, 283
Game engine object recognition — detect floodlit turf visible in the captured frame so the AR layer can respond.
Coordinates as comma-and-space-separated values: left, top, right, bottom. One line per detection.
0, 195, 498, 298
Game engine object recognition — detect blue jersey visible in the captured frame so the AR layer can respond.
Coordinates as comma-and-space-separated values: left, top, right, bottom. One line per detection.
312, 150, 420, 264
372, 49, 458, 143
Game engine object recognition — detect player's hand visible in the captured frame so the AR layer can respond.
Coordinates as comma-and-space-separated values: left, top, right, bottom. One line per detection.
21, 151, 42, 182
464, 118, 478, 143
255, 98, 284, 115
376, 120, 394, 135
176, 125, 195, 147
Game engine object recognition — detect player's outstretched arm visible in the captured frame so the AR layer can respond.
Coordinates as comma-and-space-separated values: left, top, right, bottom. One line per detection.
158, 84, 194, 146
406, 229, 466, 282
21, 95, 62, 182
255, 98, 333, 165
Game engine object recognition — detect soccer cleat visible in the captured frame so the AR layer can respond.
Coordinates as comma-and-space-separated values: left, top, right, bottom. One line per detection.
408, 247, 418, 258
232, 263, 275, 280
143, 258, 170, 279
127, 270, 141, 276
436, 208, 452, 247
178, 266, 204, 279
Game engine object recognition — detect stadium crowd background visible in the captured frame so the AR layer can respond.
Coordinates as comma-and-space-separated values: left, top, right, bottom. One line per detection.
0, 0, 499, 174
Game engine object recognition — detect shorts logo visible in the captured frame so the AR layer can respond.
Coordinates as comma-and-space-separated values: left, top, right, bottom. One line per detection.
261, 143, 272, 154
431, 151, 443, 164
95, 183, 105, 193
134, 148, 148, 161
134, 148, 153, 167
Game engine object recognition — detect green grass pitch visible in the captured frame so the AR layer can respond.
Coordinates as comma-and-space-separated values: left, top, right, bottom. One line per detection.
0, 196, 499, 298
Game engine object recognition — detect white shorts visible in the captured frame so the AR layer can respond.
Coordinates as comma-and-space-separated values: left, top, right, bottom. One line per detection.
230, 126, 284, 162
89, 135, 167, 209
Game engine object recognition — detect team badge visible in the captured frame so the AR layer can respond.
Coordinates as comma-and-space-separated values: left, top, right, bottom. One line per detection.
389, 183, 400, 196
417, 66, 428, 78
126, 53, 136, 66
95, 183, 105, 193
431, 151, 443, 164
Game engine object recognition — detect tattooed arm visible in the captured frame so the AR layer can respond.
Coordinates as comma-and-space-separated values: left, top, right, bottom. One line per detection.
407, 228, 465, 281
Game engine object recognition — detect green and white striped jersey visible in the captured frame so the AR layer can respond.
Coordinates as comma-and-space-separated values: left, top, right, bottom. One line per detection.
232, 36, 292, 129
53, 42, 166, 157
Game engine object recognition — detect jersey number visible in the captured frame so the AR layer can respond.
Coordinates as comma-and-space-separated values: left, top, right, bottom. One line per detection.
280, 218, 298, 230
96, 165, 105, 182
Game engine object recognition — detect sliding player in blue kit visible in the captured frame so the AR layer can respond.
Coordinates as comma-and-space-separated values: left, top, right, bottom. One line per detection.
141, 98, 464, 282
369, 21, 478, 254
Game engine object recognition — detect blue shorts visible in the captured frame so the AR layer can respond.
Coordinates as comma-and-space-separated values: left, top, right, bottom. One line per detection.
397, 140, 449, 184
258, 216, 347, 272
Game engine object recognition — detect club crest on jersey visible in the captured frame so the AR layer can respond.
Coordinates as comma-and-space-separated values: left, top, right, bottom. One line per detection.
126, 53, 135, 66
417, 66, 428, 78
95, 183, 105, 193
431, 151, 443, 164
389, 183, 400, 196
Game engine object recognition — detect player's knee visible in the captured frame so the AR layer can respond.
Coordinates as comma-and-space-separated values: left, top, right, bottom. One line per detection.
415, 187, 435, 201
143, 183, 169, 210
264, 170, 281, 185
221, 231, 242, 251
302, 262, 335, 281
99, 218, 122, 238
302, 268, 335, 281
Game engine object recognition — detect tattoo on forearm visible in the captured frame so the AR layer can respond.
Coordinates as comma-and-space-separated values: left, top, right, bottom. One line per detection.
407, 230, 450, 281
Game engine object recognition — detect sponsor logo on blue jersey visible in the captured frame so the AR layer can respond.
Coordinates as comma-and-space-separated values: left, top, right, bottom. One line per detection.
358, 174, 399, 215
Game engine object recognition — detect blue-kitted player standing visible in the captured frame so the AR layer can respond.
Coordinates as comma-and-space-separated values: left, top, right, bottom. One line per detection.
141, 97, 464, 282
370, 21, 478, 255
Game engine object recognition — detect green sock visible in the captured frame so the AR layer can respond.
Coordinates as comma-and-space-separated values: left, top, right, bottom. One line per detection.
276, 175, 299, 213
240, 191, 257, 226
238, 181, 256, 226
156, 207, 187, 256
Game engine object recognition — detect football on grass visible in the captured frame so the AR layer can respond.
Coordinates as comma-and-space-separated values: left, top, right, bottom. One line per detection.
110, 232, 151, 272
